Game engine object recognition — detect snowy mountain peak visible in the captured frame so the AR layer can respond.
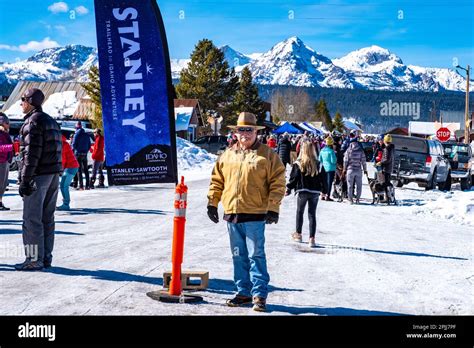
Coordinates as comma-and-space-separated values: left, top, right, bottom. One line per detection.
333, 45, 403, 73
27, 44, 96, 70
249, 36, 351, 88
270, 36, 314, 56
220, 45, 250, 68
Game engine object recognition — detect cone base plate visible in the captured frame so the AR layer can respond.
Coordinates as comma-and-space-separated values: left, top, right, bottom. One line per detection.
147, 290, 203, 303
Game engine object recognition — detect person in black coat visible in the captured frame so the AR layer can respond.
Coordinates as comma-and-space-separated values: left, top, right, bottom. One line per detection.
277, 133, 292, 168
16, 88, 62, 271
376, 134, 395, 188
286, 141, 326, 247
72, 121, 92, 190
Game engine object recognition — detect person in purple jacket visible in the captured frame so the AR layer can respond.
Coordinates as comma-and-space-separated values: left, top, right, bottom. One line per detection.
343, 130, 368, 204
0, 112, 13, 210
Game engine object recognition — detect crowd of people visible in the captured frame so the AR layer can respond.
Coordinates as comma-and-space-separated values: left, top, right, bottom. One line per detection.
227, 128, 395, 206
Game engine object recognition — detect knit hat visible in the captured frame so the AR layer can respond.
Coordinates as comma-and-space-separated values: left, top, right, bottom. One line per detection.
22, 88, 45, 107
0, 112, 9, 125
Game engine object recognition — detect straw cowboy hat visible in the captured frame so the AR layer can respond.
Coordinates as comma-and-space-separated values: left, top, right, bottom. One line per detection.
228, 112, 265, 130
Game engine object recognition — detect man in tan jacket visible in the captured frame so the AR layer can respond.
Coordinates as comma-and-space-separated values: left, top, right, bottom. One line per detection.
207, 112, 286, 312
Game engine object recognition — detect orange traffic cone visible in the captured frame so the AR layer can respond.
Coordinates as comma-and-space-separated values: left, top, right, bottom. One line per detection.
147, 176, 202, 303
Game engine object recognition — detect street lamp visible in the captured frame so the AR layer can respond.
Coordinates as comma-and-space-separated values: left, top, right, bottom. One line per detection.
455, 64, 471, 144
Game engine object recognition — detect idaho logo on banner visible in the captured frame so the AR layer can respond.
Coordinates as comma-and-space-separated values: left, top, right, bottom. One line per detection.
93, 0, 178, 185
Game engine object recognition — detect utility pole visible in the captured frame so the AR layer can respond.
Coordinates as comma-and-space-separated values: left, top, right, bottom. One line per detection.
456, 64, 471, 144
465, 65, 470, 144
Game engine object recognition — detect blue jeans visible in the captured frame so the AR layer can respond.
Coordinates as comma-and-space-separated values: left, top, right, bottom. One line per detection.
60, 168, 78, 206
325, 170, 335, 197
227, 221, 269, 299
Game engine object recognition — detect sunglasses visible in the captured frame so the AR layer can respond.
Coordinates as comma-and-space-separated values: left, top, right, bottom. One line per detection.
237, 127, 254, 133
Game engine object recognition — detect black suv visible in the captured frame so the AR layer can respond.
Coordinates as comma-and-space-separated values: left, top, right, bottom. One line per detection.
192, 135, 228, 154
391, 135, 451, 190
441, 142, 473, 191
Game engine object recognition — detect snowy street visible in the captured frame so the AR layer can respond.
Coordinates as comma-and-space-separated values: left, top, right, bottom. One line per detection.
0, 161, 472, 316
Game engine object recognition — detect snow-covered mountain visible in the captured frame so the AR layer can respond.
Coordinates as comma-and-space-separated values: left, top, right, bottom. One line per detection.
170, 45, 250, 78
170, 59, 190, 80
158, 39, 471, 92
0, 45, 97, 88
407, 64, 468, 92
0, 38, 469, 93
220, 45, 251, 68
332, 45, 468, 92
248, 36, 353, 88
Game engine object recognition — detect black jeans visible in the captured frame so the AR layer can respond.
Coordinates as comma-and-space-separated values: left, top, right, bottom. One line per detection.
75, 153, 89, 188
296, 192, 319, 238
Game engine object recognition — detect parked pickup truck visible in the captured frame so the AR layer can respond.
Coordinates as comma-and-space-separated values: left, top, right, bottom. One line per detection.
391, 135, 451, 191
441, 142, 473, 191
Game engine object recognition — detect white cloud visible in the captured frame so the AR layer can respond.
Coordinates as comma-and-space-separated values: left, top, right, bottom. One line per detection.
0, 37, 60, 52
48, 2, 69, 14
75, 5, 89, 15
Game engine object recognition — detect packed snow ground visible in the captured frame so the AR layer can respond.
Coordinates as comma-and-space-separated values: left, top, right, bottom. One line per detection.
0, 151, 472, 315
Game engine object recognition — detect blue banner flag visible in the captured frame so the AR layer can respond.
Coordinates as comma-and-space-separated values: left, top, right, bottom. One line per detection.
93, 0, 177, 185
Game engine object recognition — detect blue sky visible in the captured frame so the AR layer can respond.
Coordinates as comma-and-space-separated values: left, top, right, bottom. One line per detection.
0, 0, 473, 69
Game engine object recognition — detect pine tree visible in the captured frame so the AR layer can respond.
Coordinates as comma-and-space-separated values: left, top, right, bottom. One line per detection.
229, 66, 266, 127
176, 39, 238, 130
333, 111, 345, 133
81, 65, 103, 131
315, 99, 334, 131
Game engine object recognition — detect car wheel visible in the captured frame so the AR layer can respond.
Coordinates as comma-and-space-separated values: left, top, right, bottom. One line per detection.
438, 172, 451, 191
425, 169, 436, 191
460, 177, 470, 191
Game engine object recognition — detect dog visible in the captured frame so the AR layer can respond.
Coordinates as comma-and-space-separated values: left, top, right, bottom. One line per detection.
332, 167, 346, 202
368, 172, 397, 205
368, 177, 386, 204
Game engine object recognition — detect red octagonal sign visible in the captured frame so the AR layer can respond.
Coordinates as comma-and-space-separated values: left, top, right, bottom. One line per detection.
436, 127, 451, 142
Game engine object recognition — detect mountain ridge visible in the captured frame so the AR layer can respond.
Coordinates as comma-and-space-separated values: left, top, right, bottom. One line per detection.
0, 37, 469, 96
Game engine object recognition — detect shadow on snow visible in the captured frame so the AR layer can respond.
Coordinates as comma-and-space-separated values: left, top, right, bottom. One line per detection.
317, 244, 468, 261
0, 229, 84, 236
63, 208, 169, 216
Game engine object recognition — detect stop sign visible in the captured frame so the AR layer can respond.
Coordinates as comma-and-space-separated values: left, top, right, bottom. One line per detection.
436, 127, 451, 142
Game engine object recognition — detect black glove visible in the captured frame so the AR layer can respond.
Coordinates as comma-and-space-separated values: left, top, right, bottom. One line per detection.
207, 206, 219, 223
19, 179, 36, 198
265, 211, 279, 224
